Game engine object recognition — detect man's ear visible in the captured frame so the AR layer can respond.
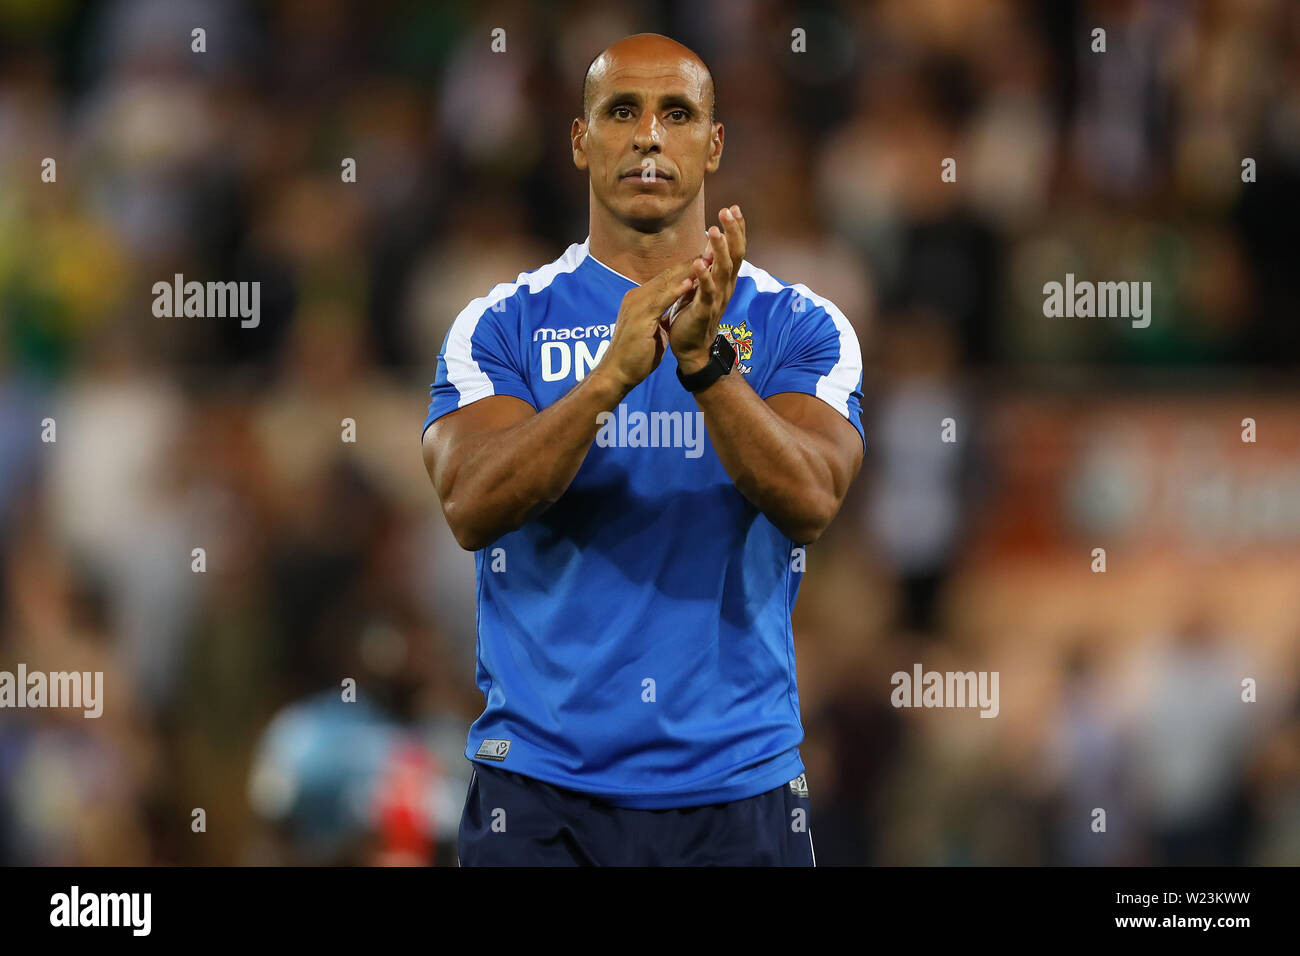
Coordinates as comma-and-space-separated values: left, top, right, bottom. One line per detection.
704, 122, 724, 174
572, 117, 588, 171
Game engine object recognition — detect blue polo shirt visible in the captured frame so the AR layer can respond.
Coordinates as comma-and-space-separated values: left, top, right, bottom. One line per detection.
422, 237, 864, 808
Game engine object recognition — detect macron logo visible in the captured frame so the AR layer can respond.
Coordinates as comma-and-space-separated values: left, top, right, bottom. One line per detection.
535, 324, 616, 384
533, 324, 613, 342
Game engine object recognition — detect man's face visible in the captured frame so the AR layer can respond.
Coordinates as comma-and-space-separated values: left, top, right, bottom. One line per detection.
574, 54, 722, 232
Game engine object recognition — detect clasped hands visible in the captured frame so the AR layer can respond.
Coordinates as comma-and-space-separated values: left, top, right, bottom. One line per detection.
662, 204, 747, 375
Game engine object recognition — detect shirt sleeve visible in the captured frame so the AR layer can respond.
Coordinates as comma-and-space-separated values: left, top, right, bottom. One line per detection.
756, 289, 866, 452
421, 291, 538, 441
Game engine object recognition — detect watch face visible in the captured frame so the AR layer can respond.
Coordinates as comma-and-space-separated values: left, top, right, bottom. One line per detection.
715, 332, 738, 370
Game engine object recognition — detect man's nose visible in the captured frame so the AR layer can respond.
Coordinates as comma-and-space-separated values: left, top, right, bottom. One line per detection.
633, 113, 662, 152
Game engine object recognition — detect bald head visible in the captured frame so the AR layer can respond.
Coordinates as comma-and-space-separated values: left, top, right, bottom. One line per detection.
582, 33, 716, 123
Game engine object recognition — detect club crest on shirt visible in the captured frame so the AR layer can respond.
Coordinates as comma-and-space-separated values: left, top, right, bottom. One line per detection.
718, 319, 753, 374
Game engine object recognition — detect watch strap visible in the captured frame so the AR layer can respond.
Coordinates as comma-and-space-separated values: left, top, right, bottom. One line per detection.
677, 333, 736, 393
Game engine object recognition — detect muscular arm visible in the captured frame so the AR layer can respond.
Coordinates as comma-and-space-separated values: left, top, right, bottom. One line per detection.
421, 370, 630, 551
692, 377, 864, 545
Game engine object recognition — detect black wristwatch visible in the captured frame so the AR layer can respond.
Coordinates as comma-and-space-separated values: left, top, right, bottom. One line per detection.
676, 333, 738, 393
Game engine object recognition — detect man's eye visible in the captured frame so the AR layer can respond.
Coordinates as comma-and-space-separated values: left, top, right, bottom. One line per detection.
612, 106, 632, 119
669, 110, 688, 121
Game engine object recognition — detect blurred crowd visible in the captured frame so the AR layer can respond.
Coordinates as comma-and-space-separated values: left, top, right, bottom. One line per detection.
1, 0, 1298, 865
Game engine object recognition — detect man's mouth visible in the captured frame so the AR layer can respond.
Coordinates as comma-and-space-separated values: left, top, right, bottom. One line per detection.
622, 169, 673, 181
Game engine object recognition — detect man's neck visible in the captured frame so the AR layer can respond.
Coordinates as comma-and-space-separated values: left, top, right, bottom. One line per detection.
587, 193, 707, 285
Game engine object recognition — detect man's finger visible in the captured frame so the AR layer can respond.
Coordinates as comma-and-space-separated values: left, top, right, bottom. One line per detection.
694, 253, 718, 308
659, 259, 698, 284
651, 273, 697, 317
653, 260, 699, 295
722, 206, 745, 276
707, 223, 732, 284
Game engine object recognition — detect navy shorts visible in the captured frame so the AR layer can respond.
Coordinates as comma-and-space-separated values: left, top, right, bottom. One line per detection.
457, 763, 817, 866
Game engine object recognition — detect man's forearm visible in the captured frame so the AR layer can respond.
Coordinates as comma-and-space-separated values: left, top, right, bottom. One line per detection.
691, 372, 839, 544
443, 371, 629, 549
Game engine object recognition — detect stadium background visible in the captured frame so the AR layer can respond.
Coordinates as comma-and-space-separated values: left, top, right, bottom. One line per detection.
1, 0, 1298, 865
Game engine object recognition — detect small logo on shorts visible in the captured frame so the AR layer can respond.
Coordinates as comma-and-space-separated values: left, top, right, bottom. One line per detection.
476, 738, 511, 761
789, 773, 809, 798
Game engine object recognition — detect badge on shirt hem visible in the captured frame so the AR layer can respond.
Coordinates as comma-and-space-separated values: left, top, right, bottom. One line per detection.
476, 738, 511, 761
789, 773, 809, 798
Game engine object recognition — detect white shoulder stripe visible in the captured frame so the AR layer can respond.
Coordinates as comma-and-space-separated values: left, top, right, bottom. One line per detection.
444, 241, 589, 406
738, 261, 862, 419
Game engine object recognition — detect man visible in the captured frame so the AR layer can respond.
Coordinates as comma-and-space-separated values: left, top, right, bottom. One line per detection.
421, 33, 864, 865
